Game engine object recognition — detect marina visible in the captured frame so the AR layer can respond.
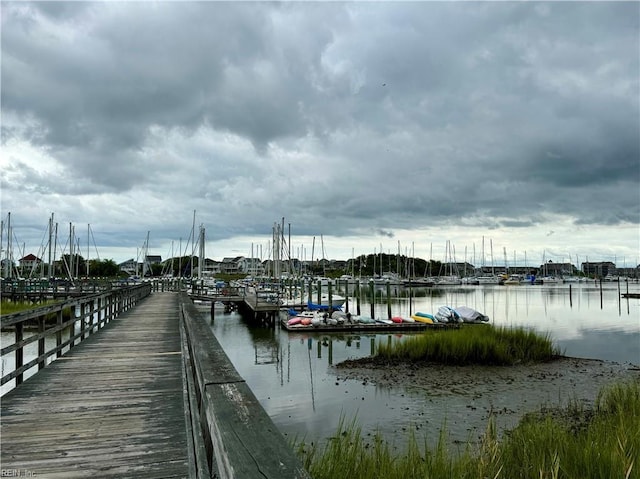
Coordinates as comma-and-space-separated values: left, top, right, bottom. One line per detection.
200, 281, 640, 449
1, 277, 638, 469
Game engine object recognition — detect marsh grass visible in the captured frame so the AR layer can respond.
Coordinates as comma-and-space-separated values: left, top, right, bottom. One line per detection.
297, 380, 640, 479
375, 325, 561, 365
1, 300, 69, 327
0, 300, 56, 315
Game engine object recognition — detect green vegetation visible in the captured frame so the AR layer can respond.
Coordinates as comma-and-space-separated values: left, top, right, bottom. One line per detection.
375, 325, 561, 365
297, 380, 640, 479
1, 301, 74, 328
0, 300, 60, 316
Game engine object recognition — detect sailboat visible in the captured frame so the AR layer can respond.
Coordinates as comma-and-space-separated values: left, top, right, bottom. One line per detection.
436, 240, 461, 285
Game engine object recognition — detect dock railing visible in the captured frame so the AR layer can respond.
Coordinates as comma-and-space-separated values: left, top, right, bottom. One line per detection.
1, 283, 152, 389
179, 293, 310, 478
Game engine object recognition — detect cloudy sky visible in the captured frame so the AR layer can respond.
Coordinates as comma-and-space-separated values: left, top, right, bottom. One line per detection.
2, 1, 639, 269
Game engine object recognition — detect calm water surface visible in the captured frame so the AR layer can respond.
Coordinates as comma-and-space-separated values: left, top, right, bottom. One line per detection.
205, 282, 640, 447
2, 283, 638, 446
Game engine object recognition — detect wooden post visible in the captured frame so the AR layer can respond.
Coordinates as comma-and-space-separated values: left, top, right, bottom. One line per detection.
345, 280, 349, 314
38, 317, 45, 370
211, 300, 215, 323
599, 278, 603, 308
15, 323, 23, 386
81, 302, 87, 340
328, 281, 333, 315
356, 282, 361, 316
569, 284, 572, 307
70, 305, 76, 349
369, 280, 375, 319
56, 309, 63, 358
88, 300, 95, 335
317, 280, 321, 305
97, 297, 102, 330
617, 278, 621, 311
386, 281, 392, 319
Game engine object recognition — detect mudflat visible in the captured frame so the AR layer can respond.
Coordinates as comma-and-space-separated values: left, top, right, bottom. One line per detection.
333, 356, 640, 446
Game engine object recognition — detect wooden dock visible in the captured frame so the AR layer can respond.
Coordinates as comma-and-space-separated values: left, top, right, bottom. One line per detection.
1, 292, 189, 477
1, 291, 310, 478
190, 286, 281, 325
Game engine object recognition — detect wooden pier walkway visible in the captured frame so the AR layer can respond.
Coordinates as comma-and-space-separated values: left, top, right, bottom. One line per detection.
1, 292, 189, 477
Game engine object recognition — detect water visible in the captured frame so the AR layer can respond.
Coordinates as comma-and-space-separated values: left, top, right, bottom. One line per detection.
204, 282, 640, 447
3, 283, 638, 447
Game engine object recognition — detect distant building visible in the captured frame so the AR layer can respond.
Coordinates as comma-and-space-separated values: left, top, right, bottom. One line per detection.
119, 258, 138, 276
539, 261, 576, 277
141, 255, 162, 276
145, 255, 161, 265
582, 261, 616, 278
19, 254, 43, 275
220, 257, 242, 275
617, 265, 640, 279
237, 257, 263, 276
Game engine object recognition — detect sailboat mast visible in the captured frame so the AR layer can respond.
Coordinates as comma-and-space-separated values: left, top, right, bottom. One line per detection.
46, 214, 53, 279
69, 222, 74, 279
87, 224, 90, 277
198, 224, 205, 280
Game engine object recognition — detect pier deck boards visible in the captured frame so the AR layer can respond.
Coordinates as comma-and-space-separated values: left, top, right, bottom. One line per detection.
1, 292, 189, 478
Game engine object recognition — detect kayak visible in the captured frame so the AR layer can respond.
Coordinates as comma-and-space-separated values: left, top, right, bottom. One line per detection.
411, 314, 434, 324
375, 318, 394, 325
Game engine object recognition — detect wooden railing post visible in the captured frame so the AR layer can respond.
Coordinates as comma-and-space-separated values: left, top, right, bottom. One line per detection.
15, 323, 23, 386
96, 297, 102, 330
81, 301, 87, 340
56, 309, 63, 358
69, 305, 77, 349
38, 317, 46, 371
89, 299, 95, 335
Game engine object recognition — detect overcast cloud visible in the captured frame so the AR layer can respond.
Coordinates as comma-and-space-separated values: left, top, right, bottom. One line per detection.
1, 1, 638, 267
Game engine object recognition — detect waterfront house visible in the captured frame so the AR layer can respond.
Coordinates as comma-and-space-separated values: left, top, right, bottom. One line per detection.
19, 254, 42, 275
119, 258, 138, 276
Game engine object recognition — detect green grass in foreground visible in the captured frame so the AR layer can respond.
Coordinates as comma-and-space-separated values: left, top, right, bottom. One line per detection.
375, 325, 561, 365
296, 379, 640, 479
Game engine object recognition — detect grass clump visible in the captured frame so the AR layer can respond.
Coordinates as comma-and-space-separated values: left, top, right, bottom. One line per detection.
296, 417, 479, 479
375, 325, 561, 365
297, 379, 640, 479
0, 300, 56, 316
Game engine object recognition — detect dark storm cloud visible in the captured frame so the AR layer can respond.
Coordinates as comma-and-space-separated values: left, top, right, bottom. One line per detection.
1, 1, 638, 257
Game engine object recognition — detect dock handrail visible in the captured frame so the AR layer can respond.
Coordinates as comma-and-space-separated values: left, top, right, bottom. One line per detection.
179, 293, 310, 478
1, 283, 152, 389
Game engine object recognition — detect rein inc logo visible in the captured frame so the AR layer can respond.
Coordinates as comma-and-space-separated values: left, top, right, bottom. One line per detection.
1, 471, 36, 477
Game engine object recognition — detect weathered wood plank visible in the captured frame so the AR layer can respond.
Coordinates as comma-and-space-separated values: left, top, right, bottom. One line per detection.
180, 296, 311, 479
1, 292, 190, 477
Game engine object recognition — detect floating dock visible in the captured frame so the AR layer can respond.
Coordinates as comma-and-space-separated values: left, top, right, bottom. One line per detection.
280, 318, 458, 333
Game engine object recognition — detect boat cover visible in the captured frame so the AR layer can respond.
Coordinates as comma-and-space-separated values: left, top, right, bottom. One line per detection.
454, 306, 490, 323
